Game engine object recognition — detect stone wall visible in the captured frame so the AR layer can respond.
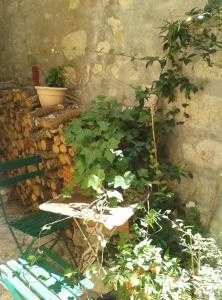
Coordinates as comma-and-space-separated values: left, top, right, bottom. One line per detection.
1, 0, 222, 238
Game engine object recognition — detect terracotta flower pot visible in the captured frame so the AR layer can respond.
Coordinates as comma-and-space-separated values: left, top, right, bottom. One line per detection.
35, 86, 67, 108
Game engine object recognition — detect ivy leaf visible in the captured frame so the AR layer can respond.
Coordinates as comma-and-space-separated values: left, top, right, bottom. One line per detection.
124, 171, 135, 185
87, 175, 101, 191
107, 138, 120, 149
85, 151, 97, 167
98, 169, 105, 181
38, 275, 50, 281
114, 172, 135, 190
138, 110, 151, 123
138, 168, 149, 177
97, 121, 109, 131
114, 176, 129, 189
142, 56, 160, 68
27, 255, 37, 264
64, 268, 77, 278
107, 190, 123, 202
104, 150, 115, 163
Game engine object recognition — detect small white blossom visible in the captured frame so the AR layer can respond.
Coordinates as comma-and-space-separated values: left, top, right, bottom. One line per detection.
186, 201, 196, 208
186, 16, 193, 22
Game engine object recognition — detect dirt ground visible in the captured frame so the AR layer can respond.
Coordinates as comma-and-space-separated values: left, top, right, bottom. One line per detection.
0, 189, 20, 300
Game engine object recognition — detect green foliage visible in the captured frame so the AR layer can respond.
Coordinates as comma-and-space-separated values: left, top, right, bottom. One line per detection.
105, 212, 222, 300
45, 66, 65, 87
64, 96, 186, 206
62, 1, 222, 298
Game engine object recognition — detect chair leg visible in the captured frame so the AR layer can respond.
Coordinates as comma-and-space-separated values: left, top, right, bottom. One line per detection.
8, 226, 23, 255
49, 235, 61, 250
24, 237, 37, 255
61, 234, 78, 267
8, 225, 38, 255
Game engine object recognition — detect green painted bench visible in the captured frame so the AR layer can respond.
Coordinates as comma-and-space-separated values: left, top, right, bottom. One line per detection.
0, 246, 94, 300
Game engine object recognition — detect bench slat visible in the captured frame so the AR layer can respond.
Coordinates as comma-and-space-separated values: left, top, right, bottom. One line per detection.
0, 170, 44, 187
40, 246, 94, 290
39, 246, 70, 269
6, 259, 61, 300
37, 259, 82, 298
0, 156, 42, 172
0, 264, 40, 300
18, 257, 78, 300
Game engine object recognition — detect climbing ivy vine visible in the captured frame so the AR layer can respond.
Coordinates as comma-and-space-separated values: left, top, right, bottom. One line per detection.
63, 0, 222, 299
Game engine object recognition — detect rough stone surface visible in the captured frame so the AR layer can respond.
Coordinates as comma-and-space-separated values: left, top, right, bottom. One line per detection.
62, 30, 87, 59
1, 0, 222, 239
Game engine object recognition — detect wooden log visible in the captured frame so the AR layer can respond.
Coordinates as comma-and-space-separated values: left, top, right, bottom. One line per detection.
30, 104, 64, 118
23, 127, 31, 138
50, 180, 61, 191
34, 107, 81, 129
52, 144, 60, 154
22, 95, 40, 109
59, 144, 67, 153
39, 139, 54, 151
23, 138, 36, 149
58, 126, 64, 136
45, 171, 58, 179
32, 185, 41, 197
20, 90, 30, 101
31, 194, 38, 202
45, 129, 58, 138
32, 202, 39, 210
53, 135, 61, 146
57, 169, 64, 178
29, 147, 36, 155
39, 152, 57, 160
46, 159, 61, 170
31, 129, 49, 141
68, 148, 75, 157
58, 153, 67, 165
51, 191, 58, 199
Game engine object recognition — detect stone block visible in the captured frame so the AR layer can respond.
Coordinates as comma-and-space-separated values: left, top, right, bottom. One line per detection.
62, 30, 87, 59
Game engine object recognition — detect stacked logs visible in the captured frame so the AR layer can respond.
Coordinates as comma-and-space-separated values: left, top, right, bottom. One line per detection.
0, 89, 81, 210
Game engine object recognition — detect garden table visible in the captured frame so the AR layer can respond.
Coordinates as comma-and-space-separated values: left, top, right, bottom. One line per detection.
39, 190, 136, 273
39, 190, 136, 231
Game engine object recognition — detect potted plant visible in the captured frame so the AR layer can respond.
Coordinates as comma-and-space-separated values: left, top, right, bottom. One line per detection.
35, 66, 67, 108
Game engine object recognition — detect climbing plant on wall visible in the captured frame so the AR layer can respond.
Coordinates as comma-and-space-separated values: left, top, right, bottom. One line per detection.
63, 0, 222, 299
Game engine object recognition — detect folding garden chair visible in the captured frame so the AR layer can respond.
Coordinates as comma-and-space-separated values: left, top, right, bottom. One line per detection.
0, 155, 75, 261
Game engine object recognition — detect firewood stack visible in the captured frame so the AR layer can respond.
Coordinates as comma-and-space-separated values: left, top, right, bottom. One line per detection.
0, 89, 81, 210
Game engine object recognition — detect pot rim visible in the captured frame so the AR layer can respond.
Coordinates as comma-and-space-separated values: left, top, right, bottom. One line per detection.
35, 86, 67, 91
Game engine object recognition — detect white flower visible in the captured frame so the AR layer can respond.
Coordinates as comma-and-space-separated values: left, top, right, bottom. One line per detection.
186, 17, 193, 22
186, 201, 196, 208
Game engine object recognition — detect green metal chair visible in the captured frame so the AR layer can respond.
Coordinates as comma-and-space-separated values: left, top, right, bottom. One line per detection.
0, 155, 75, 260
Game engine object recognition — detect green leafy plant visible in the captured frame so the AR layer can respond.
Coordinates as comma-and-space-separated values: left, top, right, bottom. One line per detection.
45, 66, 65, 87
62, 0, 222, 298
105, 211, 222, 300
64, 96, 188, 208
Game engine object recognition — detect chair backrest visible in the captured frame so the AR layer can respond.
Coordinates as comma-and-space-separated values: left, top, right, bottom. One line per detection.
0, 156, 44, 187
0, 156, 44, 224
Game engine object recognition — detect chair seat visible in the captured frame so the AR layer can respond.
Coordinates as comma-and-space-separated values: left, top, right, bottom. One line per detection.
9, 210, 73, 237
0, 246, 94, 300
